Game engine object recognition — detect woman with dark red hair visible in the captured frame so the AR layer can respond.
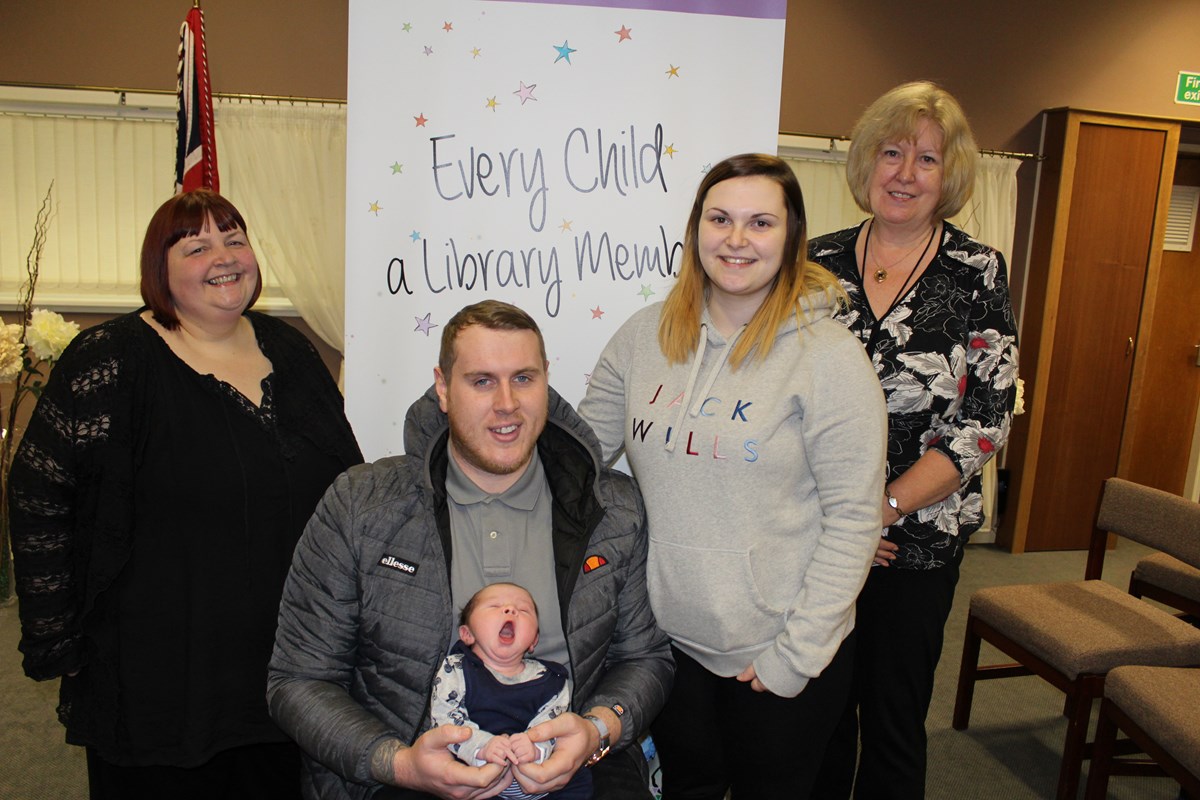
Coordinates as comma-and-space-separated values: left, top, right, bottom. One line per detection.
10, 190, 362, 799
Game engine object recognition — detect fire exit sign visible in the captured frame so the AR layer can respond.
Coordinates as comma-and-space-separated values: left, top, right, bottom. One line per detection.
1177, 72, 1200, 105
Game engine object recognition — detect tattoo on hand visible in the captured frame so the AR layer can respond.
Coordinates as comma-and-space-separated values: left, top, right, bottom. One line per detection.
371, 738, 405, 784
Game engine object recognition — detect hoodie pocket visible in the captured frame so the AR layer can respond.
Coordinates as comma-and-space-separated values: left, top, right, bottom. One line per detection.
647, 537, 785, 655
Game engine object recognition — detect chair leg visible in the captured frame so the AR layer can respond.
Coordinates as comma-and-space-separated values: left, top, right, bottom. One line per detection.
952, 614, 982, 731
1083, 699, 1118, 800
1056, 676, 1102, 800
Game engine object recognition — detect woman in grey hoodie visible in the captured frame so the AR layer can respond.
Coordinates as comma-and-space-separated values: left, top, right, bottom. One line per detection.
579, 153, 887, 799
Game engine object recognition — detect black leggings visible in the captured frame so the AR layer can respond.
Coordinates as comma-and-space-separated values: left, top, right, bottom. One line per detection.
812, 562, 960, 800
651, 635, 856, 800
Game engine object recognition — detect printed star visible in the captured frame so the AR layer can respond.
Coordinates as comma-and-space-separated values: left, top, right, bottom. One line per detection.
615, 25, 632, 42
423, 46, 433, 56
701, 163, 712, 174
486, 96, 499, 112
402, 22, 412, 33
559, 219, 573, 232
410, 230, 421, 242
415, 313, 438, 336
414, 113, 428, 127
368, 201, 382, 216
665, 144, 678, 158
584, 372, 592, 386
390, 161, 404, 174
513, 81, 537, 104
666, 64, 680, 78
443, 21, 453, 32
553, 40, 576, 64
591, 306, 605, 319
638, 284, 655, 301
471, 47, 482, 58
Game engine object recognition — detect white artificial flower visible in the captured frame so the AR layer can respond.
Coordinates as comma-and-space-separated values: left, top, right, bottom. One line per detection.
25, 309, 80, 362
0, 321, 23, 382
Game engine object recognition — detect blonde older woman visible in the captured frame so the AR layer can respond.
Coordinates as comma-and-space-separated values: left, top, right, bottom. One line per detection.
808, 82, 1018, 800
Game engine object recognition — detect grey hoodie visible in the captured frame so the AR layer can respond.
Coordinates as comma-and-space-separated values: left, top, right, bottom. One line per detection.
579, 295, 886, 697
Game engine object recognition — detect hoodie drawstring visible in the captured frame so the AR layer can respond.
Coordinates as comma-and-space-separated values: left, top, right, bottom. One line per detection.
665, 322, 746, 453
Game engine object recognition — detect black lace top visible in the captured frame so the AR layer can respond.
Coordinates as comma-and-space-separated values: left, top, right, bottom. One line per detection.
10, 310, 362, 765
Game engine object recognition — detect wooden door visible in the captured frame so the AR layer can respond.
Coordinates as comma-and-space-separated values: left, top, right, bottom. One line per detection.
1121, 155, 1200, 494
1024, 122, 1169, 550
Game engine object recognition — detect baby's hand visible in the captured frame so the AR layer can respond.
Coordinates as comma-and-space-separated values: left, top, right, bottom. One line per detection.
508, 732, 539, 764
478, 735, 513, 765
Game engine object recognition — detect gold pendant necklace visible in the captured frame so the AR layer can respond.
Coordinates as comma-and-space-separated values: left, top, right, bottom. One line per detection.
864, 221, 936, 284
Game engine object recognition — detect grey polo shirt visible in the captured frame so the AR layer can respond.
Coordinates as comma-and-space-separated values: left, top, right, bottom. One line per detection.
445, 451, 569, 670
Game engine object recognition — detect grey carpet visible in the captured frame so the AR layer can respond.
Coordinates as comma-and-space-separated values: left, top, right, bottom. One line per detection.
0, 539, 1186, 798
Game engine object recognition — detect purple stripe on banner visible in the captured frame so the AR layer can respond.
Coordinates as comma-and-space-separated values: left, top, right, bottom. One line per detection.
483, 0, 786, 20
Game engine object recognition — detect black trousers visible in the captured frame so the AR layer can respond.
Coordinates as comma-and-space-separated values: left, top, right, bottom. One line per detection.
811, 562, 960, 800
86, 741, 301, 800
651, 635, 856, 800
374, 743, 651, 800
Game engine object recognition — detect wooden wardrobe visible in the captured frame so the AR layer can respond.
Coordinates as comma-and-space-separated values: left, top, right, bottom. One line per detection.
999, 108, 1199, 552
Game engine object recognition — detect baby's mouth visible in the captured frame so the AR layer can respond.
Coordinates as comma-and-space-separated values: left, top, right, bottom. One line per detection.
499, 621, 515, 643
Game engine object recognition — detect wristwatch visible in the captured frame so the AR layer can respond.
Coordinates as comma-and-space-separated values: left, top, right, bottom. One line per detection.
884, 486, 906, 516
583, 714, 611, 767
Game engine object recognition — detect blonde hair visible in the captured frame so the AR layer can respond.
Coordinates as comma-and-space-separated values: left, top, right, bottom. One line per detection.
658, 153, 844, 369
845, 81, 978, 221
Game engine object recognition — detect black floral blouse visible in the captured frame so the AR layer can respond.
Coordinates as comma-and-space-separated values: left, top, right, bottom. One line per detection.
809, 222, 1018, 570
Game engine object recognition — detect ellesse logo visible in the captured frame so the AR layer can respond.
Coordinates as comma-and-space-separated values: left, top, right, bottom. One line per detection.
380, 555, 418, 575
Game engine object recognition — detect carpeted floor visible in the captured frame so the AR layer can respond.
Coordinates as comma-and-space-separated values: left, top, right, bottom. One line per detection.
0, 538, 1188, 799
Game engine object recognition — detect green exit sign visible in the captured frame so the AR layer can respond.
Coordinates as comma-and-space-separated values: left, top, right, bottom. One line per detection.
1178, 72, 1200, 105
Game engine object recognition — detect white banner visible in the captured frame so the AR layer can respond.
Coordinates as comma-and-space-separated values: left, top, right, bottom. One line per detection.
346, 0, 787, 458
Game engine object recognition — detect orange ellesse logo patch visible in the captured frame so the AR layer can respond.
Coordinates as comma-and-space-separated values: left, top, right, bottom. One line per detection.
582, 555, 608, 573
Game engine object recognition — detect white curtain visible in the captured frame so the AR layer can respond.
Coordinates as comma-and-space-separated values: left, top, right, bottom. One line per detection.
781, 148, 1023, 540
216, 101, 347, 352
0, 111, 176, 309
951, 155, 1022, 266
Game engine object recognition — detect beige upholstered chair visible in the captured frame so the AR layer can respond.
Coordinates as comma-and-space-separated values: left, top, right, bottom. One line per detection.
1084, 665, 1200, 799
953, 478, 1200, 800
1129, 552, 1200, 620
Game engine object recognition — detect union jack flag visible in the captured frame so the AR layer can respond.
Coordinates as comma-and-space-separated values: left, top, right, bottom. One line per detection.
175, 4, 218, 194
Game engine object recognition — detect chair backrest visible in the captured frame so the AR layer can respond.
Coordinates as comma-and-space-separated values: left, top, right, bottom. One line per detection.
1092, 479, 1200, 575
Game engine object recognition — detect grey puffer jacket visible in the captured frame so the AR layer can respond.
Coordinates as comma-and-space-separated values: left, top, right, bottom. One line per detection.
268, 386, 673, 800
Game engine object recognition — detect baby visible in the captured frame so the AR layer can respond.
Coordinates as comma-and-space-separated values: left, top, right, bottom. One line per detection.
430, 582, 592, 800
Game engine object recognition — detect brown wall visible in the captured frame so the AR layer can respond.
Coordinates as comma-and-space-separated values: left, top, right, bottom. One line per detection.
0, 1, 349, 101
5, 0, 1198, 149
779, 0, 1200, 153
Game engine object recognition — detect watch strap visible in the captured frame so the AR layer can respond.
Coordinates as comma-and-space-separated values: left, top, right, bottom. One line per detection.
583, 713, 611, 767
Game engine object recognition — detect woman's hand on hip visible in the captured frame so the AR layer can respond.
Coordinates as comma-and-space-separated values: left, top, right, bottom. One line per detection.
874, 535, 899, 567
736, 664, 768, 693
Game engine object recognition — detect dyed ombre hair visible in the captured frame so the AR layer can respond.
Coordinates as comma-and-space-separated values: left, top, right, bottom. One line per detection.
658, 153, 843, 368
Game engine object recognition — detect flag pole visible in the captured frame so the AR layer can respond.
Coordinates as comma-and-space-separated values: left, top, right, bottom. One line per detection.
175, 1, 219, 194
